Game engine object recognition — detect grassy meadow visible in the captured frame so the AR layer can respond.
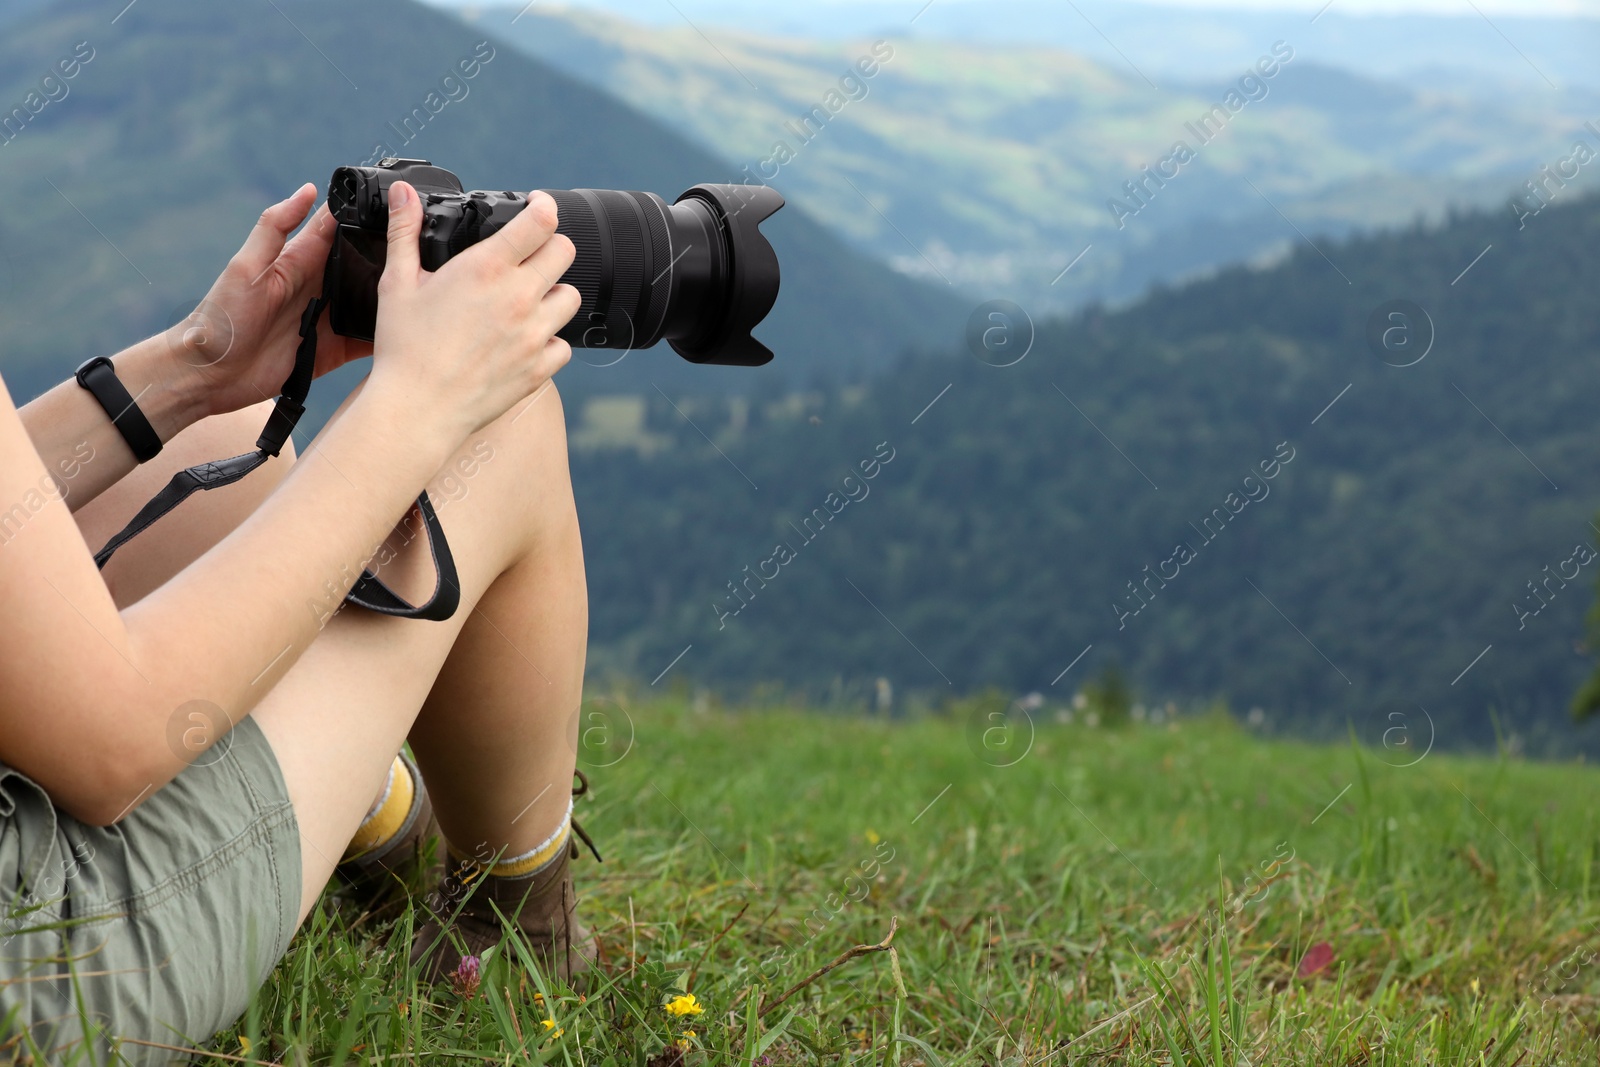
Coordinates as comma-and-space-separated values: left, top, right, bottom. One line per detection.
188, 693, 1600, 1066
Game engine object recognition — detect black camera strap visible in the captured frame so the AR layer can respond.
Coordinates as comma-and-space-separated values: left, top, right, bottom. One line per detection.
90, 296, 460, 622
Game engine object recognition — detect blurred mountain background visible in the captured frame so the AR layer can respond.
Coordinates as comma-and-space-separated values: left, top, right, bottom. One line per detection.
432, 0, 1600, 100
2, 0, 1599, 752
444, 2, 1600, 315
570, 193, 1600, 756
0, 0, 956, 410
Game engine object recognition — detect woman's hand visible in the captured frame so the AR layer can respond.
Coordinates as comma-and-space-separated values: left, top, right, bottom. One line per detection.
365, 181, 581, 444
171, 184, 373, 419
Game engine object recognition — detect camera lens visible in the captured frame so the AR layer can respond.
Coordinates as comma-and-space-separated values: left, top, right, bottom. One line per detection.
323, 165, 784, 365
540, 184, 783, 366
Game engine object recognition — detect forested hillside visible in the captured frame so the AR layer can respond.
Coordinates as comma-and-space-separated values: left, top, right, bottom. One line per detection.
571, 191, 1600, 754
5, 0, 1598, 754
0, 0, 957, 408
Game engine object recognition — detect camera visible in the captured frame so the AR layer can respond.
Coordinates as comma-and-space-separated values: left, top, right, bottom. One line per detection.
324, 158, 784, 366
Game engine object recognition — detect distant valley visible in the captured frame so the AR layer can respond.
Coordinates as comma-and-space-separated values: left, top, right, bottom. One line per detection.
453, 3, 1600, 315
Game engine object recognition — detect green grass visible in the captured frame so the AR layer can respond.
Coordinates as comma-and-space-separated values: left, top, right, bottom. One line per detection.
195, 694, 1599, 1065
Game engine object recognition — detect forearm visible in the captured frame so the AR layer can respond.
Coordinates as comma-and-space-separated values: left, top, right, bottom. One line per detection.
113, 380, 457, 787
18, 334, 211, 511
0, 373, 458, 824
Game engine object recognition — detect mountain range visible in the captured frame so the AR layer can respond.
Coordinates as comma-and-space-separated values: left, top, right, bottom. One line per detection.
5, 0, 1600, 754
449, 3, 1600, 316
434, 0, 1600, 97
0, 0, 958, 416
566, 189, 1600, 756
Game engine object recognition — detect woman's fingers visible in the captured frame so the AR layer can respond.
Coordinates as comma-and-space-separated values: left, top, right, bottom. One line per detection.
275, 203, 339, 284
539, 283, 583, 329
367, 191, 581, 438
534, 334, 574, 381
523, 286, 581, 381
519, 232, 576, 292
481, 191, 560, 266
231, 183, 318, 280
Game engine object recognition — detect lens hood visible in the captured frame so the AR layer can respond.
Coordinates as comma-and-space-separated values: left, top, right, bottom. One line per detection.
668, 184, 784, 367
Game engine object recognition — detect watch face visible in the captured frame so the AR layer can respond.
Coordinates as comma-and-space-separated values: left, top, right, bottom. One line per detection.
76, 355, 113, 381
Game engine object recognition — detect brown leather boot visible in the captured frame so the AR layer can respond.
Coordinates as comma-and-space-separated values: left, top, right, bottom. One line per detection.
409, 773, 601, 988
336, 752, 442, 904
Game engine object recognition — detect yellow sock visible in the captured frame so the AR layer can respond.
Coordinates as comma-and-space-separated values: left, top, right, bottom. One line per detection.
343, 755, 416, 861
448, 799, 572, 880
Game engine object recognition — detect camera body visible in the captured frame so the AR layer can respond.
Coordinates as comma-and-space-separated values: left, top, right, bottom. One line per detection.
325, 158, 784, 366
328, 159, 522, 270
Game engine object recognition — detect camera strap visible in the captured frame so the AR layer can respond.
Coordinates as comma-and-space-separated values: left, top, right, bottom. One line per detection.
89, 296, 461, 622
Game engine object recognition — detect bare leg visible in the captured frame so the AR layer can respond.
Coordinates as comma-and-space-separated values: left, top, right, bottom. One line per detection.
407, 513, 587, 864
76, 383, 586, 926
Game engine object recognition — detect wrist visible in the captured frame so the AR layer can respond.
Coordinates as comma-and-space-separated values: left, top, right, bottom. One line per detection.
107, 335, 214, 443
355, 370, 467, 467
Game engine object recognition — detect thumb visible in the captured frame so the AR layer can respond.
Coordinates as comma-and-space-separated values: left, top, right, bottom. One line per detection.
381, 181, 422, 286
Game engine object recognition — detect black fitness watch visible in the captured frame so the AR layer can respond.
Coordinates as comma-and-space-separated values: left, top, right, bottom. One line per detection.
74, 356, 164, 463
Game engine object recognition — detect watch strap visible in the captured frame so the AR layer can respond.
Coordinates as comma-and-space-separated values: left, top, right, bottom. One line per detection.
74, 356, 163, 463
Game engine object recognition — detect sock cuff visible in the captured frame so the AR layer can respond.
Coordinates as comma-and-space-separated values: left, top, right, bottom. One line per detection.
344, 755, 415, 861
364, 759, 398, 823
449, 797, 573, 879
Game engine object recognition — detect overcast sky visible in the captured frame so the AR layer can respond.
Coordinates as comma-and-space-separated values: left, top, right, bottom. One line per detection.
435, 0, 1599, 16
1150, 0, 1596, 12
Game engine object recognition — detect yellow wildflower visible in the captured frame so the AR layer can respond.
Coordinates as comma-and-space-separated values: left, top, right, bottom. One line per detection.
665, 993, 705, 1017
1470, 978, 1481, 997
541, 1018, 565, 1039
866, 829, 881, 844
239, 1037, 252, 1055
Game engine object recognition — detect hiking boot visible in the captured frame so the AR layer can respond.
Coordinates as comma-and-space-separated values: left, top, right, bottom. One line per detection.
335, 752, 442, 904
409, 772, 602, 987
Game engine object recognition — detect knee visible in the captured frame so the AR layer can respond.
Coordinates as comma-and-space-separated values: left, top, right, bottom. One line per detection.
440, 381, 571, 508
499, 379, 569, 461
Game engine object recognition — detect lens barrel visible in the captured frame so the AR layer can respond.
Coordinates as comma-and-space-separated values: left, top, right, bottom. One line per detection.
542, 184, 783, 366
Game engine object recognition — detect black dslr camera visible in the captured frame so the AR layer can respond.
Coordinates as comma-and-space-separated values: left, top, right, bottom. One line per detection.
325, 158, 785, 365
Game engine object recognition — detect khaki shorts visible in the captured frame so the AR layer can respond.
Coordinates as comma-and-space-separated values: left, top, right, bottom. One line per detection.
0, 715, 301, 1065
